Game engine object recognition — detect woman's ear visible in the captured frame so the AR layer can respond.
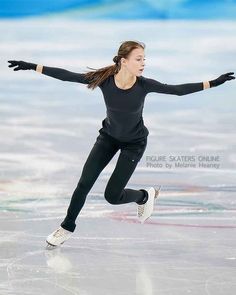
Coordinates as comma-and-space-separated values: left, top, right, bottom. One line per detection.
120, 57, 126, 66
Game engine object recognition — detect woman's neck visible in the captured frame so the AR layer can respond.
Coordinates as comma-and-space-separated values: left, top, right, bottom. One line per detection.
114, 72, 136, 89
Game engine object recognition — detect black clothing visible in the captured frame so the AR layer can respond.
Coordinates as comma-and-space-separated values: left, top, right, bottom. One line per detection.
8, 60, 37, 71
40, 66, 204, 142
61, 130, 148, 232
209, 72, 235, 87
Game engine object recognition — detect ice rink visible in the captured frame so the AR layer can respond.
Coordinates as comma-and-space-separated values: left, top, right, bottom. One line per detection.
0, 18, 236, 294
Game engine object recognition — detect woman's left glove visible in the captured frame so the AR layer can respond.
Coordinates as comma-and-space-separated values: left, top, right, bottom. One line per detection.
209, 72, 235, 87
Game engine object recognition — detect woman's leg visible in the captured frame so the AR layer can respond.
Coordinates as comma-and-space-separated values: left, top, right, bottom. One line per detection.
104, 137, 149, 205
61, 133, 119, 232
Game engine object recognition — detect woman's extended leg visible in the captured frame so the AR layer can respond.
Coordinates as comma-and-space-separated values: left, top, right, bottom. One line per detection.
61, 133, 119, 232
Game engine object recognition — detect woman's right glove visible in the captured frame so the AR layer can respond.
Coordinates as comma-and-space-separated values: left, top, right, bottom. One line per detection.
8, 60, 37, 71
209, 72, 235, 87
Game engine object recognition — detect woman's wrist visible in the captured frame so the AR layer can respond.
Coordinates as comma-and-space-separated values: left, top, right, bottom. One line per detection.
203, 81, 210, 89
36, 64, 43, 73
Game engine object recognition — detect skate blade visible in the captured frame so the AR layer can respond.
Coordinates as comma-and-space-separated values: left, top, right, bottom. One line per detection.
140, 215, 151, 224
45, 241, 58, 250
45, 239, 66, 250
155, 185, 162, 198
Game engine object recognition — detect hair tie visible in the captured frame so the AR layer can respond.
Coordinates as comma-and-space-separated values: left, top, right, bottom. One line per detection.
113, 55, 119, 65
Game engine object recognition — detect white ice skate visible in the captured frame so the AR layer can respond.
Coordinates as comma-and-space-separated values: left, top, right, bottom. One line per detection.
46, 226, 73, 248
137, 186, 161, 224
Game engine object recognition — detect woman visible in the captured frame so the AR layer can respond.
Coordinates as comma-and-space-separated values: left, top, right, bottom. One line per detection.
8, 40, 235, 247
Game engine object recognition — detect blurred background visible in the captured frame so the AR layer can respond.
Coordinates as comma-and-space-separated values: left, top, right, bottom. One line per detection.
0, 1, 236, 295
1, 0, 236, 19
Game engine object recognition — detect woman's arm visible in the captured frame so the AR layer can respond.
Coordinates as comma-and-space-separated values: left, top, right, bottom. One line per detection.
143, 77, 203, 96
39, 65, 90, 84
8, 60, 91, 84
143, 72, 235, 96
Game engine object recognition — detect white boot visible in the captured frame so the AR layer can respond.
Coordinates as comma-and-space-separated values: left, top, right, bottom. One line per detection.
46, 226, 73, 247
137, 186, 161, 224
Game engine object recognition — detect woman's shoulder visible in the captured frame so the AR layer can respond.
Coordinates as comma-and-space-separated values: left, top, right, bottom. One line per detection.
138, 75, 149, 86
98, 74, 111, 89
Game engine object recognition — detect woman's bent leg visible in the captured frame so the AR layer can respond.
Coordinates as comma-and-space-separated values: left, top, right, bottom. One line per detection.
61, 136, 119, 232
104, 137, 148, 205
104, 154, 148, 205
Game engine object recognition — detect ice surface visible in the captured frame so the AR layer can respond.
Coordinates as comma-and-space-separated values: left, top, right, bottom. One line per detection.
0, 18, 236, 294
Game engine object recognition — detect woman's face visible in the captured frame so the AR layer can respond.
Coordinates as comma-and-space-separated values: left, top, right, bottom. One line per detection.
122, 47, 146, 76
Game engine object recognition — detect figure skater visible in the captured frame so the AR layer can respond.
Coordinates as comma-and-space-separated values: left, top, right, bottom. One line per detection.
8, 40, 235, 247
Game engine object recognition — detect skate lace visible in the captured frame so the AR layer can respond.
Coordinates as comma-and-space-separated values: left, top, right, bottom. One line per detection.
54, 228, 67, 238
138, 204, 145, 217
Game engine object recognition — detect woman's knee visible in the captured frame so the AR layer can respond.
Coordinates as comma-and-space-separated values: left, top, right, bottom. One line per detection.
104, 185, 122, 205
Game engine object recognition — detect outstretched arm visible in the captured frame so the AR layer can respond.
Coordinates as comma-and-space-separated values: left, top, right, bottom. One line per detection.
143, 72, 235, 96
7, 60, 90, 84
41, 65, 90, 84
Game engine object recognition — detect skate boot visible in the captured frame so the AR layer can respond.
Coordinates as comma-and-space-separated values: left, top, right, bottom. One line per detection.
137, 186, 161, 224
46, 226, 73, 248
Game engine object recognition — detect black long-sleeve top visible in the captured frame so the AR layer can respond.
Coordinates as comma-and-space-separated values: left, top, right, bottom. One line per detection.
41, 66, 204, 142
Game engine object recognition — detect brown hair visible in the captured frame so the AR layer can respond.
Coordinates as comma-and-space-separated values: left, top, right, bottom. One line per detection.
83, 40, 145, 90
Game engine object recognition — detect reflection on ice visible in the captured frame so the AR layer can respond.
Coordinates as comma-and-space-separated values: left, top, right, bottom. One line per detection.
45, 248, 73, 273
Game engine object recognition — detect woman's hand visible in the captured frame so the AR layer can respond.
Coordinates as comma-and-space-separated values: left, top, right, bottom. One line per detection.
209, 72, 235, 87
8, 60, 37, 71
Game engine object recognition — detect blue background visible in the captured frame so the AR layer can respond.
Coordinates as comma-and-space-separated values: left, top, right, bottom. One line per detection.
1, 0, 236, 19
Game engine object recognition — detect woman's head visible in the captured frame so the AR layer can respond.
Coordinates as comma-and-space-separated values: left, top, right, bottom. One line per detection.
84, 40, 146, 90
113, 41, 146, 76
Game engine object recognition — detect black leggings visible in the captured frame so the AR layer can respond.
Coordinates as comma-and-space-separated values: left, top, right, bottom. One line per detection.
61, 130, 148, 232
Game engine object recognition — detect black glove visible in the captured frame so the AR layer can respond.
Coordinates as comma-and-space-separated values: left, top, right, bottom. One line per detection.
8, 60, 37, 71
209, 72, 235, 87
